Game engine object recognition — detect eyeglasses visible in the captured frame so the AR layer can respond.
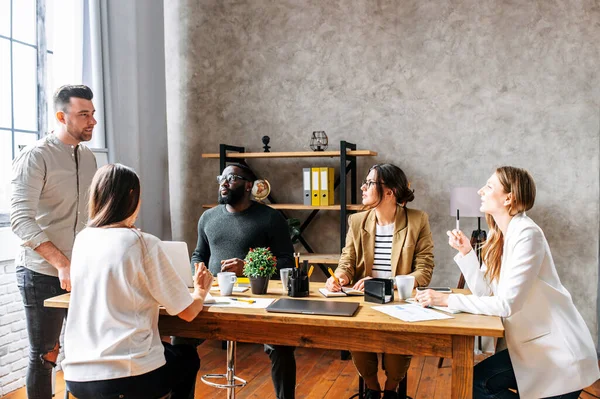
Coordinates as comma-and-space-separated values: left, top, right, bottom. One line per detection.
361, 180, 382, 189
217, 174, 250, 185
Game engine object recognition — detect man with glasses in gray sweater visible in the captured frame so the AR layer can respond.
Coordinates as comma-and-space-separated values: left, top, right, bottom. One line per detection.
190, 162, 296, 399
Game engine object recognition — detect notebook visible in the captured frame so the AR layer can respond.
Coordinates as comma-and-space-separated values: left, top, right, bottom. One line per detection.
319, 287, 364, 298
266, 298, 359, 317
160, 241, 215, 303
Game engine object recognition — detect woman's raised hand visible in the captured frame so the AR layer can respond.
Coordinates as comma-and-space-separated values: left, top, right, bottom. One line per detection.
193, 262, 213, 299
446, 229, 472, 256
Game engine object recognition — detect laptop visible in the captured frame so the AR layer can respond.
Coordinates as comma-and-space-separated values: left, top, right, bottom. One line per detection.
159, 241, 216, 304
266, 298, 359, 317
161, 241, 194, 288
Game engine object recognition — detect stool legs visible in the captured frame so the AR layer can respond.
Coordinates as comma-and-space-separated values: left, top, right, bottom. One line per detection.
225, 340, 237, 399
201, 341, 247, 398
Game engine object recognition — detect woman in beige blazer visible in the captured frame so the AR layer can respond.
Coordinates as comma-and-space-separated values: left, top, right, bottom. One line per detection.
326, 163, 434, 399
416, 166, 599, 399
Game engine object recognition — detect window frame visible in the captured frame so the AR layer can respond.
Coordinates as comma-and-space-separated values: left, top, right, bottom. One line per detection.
0, 0, 109, 238
0, 0, 43, 228
0, 0, 43, 161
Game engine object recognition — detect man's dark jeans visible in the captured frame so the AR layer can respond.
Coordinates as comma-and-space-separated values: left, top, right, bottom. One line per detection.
474, 349, 582, 399
16, 266, 67, 399
264, 344, 296, 399
172, 337, 296, 399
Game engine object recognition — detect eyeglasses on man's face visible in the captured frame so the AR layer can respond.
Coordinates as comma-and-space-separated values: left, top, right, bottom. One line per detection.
361, 179, 382, 189
217, 174, 250, 185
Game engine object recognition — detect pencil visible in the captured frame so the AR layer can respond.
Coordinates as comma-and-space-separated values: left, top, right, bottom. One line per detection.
327, 267, 340, 285
307, 265, 314, 278
230, 298, 255, 304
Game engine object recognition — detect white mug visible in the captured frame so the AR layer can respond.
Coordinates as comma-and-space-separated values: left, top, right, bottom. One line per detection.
395, 275, 415, 300
217, 272, 237, 296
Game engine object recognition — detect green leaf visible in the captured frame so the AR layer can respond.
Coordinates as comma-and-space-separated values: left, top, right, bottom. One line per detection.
243, 247, 277, 278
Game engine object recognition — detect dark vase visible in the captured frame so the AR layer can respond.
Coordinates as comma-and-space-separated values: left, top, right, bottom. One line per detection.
249, 276, 270, 295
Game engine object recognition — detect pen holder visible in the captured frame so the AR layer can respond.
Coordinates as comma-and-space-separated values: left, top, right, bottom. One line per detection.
288, 276, 309, 297
364, 278, 394, 304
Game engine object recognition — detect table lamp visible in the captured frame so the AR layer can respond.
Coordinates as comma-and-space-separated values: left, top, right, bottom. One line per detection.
450, 187, 487, 267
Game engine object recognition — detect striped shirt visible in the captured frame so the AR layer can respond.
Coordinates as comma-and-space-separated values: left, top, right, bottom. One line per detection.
372, 223, 394, 279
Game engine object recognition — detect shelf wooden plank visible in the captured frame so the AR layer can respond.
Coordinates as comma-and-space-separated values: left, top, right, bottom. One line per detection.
301, 253, 340, 265
202, 203, 364, 211
201, 150, 377, 159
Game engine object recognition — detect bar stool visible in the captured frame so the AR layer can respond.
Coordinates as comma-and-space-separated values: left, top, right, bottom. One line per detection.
201, 340, 247, 398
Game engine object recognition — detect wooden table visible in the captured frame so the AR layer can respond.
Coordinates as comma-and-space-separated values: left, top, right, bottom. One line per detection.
46, 282, 503, 399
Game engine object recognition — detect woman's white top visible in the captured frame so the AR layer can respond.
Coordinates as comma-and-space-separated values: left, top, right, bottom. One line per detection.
448, 213, 599, 398
62, 228, 193, 382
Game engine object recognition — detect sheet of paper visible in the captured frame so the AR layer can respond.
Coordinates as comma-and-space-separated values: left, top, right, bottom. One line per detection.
405, 298, 461, 314
210, 286, 249, 293
203, 297, 275, 309
373, 303, 454, 322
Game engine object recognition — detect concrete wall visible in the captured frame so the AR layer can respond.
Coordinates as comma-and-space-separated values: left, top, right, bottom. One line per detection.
164, 0, 599, 337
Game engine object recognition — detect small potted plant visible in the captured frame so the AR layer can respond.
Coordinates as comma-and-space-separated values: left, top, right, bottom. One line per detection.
243, 247, 277, 295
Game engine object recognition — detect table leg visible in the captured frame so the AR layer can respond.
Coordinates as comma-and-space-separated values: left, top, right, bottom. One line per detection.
451, 335, 474, 399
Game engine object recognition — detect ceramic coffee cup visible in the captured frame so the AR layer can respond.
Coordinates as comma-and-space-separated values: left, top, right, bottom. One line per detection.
395, 275, 415, 300
217, 272, 237, 296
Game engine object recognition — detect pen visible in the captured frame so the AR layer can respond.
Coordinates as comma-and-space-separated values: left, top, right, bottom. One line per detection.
456, 209, 460, 231
230, 298, 255, 304
327, 267, 340, 285
307, 265, 314, 278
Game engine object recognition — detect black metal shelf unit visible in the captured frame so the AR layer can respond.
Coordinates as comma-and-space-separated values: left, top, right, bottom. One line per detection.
214, 140, 366, 260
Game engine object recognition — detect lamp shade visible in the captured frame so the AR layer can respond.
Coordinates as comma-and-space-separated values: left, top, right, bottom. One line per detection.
450, 187, 484, 218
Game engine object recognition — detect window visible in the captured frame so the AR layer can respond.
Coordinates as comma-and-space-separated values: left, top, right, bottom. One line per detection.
0, 0, 39, 225
0, 0, 108, 229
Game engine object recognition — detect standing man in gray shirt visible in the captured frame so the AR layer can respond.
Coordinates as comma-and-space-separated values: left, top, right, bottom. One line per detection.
10, 85, 98, 399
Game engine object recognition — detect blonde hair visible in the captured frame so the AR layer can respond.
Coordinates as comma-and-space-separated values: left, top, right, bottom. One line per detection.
482, 166, 536, 282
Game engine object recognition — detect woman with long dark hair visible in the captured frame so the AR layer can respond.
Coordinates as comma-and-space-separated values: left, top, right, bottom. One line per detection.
326, 163, 435, 399
416, 166, 599, 398
62, 164, 212, 399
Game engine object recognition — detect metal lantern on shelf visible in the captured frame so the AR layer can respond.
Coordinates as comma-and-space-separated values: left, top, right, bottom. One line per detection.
309, 131, 328, 151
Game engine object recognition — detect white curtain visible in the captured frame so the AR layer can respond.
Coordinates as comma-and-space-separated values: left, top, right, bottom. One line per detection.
84, 0, 172, 240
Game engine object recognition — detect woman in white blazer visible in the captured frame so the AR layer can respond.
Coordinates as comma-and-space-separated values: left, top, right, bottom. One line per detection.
415, 166, 599, 399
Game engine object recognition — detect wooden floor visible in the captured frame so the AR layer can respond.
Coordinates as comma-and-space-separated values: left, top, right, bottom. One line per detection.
3, 340, 600, 398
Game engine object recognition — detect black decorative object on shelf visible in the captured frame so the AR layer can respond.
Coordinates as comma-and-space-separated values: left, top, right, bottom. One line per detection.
262, 136, 271, 152
309, 131, 328, 151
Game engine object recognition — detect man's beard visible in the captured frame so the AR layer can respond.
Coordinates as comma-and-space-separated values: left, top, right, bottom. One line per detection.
67, 124, 92, 142
218, 184, 245, 205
